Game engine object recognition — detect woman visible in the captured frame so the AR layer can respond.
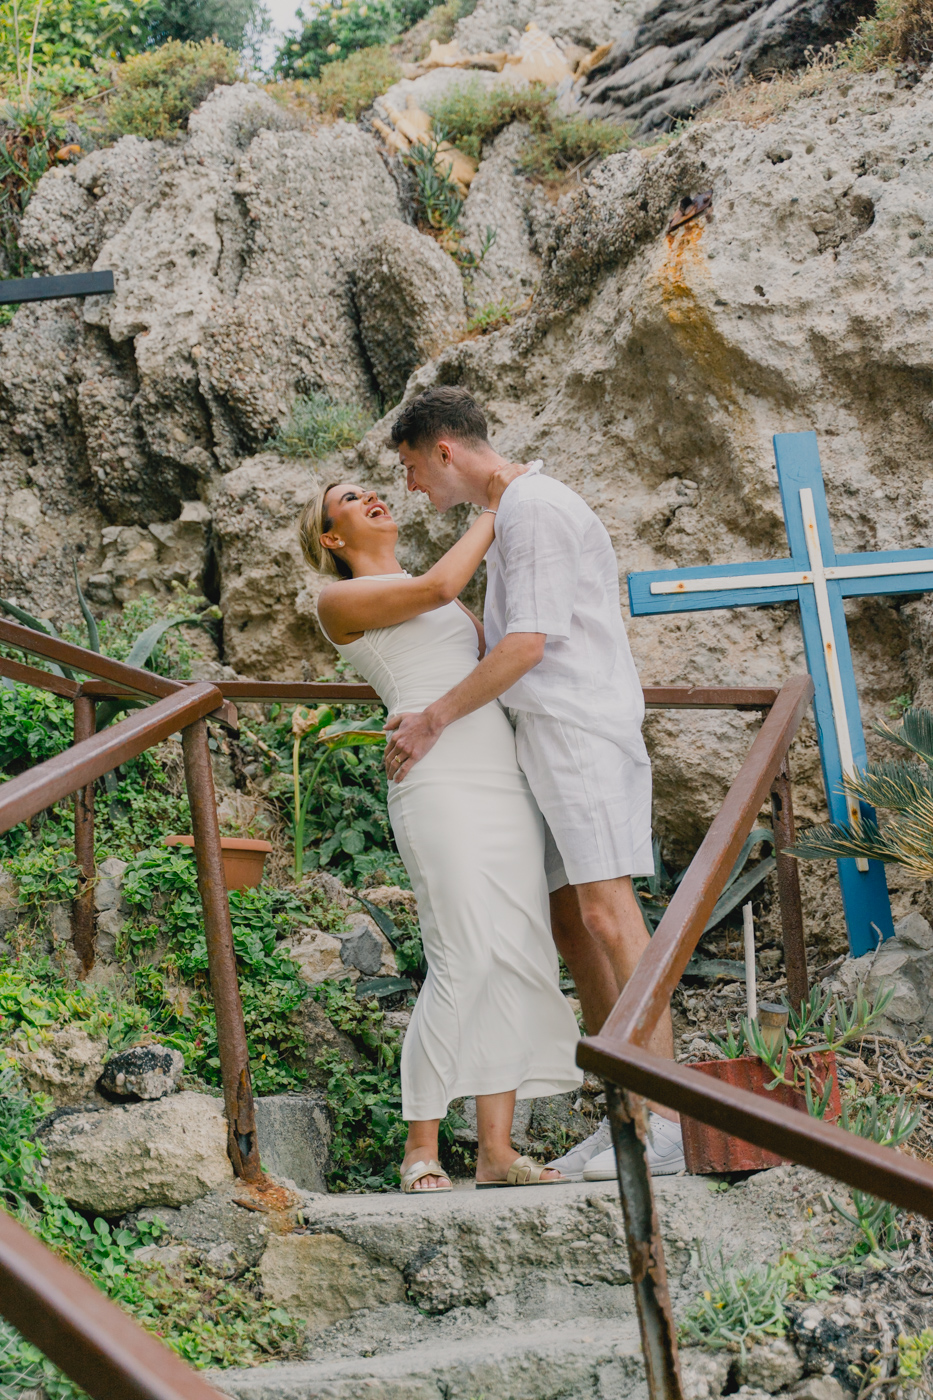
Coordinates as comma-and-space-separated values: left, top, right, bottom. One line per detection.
299, 479, 582, 1193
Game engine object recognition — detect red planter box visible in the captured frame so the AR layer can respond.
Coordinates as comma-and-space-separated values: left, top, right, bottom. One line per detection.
681, 1051, 841, 1174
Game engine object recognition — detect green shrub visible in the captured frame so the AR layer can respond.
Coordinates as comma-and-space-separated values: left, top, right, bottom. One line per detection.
107, 37, 240, 139
838, 0, 933, 67
250, 699, 406, 886
0, 97, 67, 274
273, 0, 439, 79
271, 391, 372, 459
272, 45, 401, 121
140, 0, 266, 57
0, 683, 73, 774
428, 79, 631, 176
0, 0, 157, 105
121, 845, 311, 1093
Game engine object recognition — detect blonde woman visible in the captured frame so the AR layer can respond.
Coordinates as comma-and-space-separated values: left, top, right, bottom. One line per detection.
299, 476, 582, 1193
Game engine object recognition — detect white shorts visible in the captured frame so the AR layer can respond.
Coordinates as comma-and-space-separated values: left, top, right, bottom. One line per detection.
510, 710, 654, 892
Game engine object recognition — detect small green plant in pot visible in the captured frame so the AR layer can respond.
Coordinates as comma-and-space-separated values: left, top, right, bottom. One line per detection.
682, 984, 893, 1173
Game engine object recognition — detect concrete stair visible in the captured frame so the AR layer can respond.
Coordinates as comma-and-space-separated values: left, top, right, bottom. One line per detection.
212, 1168, 854, 1400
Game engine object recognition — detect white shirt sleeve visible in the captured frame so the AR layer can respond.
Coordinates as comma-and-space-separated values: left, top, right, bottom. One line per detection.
499, 493, 584, 639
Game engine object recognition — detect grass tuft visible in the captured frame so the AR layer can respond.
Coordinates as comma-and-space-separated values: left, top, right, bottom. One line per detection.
427, 80, 631, 177
268, 47, 402, 123
271, 392, 372, 459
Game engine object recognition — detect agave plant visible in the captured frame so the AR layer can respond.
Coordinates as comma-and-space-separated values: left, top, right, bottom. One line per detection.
789, 706, 933, 879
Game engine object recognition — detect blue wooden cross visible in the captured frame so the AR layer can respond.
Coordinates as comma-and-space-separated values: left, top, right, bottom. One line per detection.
628, 430, 933, 958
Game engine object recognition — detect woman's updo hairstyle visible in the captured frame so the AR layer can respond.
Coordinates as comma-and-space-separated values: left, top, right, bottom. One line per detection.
298, 482, 353, 580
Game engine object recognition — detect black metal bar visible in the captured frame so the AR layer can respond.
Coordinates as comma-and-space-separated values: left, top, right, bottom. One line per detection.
0, 271, 114, 305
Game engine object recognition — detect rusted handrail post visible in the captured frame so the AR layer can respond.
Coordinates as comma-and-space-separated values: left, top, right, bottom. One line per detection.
72, 696, 96, 976
770, 757, 809, 1010
182, 719, 261, 1182
606, 1085, 683, 1400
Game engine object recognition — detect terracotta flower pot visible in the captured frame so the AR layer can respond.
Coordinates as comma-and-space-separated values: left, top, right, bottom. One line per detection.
681, 1050, 842, 1174
164, 835, 273, 892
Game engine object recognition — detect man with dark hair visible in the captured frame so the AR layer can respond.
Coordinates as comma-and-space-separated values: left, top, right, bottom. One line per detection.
384, 386, 683, 1178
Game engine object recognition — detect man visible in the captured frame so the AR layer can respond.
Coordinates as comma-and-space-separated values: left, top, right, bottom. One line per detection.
384, 386, 684, 1178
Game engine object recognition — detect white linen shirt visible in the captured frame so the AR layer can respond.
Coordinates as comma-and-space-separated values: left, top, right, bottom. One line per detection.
483, 462, 648, 760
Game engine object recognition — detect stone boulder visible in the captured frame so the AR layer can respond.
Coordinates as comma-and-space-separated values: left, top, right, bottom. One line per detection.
40, 1090, 232, 1213
252, 1094, 332, 1193
259, 1231, 406, 1333
100, 1044, 185, 1100
829, 913, 933, 1038
11, 1026, 108, 1107
460, 124, 541, 309
290, 930, 355, 986
339, 914, 398, 979
209, 454, 332, 680
580, 0, 875, 132
353, 221, 466, 404
290, 994, 362, 1084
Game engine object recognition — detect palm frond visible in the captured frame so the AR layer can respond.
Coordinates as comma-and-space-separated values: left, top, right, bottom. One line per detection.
875, 706, 933, 767
788, 818, 901, 866
844, 761, 933, 812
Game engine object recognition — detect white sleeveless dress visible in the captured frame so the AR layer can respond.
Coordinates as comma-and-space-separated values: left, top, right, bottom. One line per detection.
321, 581, 582, 1122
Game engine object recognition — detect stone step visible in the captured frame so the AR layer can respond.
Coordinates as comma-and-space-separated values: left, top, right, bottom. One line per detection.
217, 1309, 648, 1400
210, 1168, 855, 1400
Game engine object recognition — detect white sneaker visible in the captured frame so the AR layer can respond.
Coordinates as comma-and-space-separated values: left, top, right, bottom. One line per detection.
545, 1118, 613, 1182
582, 1113, 685, 1180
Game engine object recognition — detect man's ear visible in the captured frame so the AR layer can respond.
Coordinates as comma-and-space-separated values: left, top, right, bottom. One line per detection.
434, 438, 454, 467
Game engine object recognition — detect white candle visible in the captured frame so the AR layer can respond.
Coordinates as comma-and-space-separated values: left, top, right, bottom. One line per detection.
743, 900, 758, 1022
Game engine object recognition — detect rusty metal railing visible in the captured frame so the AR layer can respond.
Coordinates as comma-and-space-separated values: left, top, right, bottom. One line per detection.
579, 672, 933, 1400
0, 621, 830, 1400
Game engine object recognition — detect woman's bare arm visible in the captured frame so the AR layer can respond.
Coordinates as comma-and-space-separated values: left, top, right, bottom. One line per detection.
319, 510, 496, 644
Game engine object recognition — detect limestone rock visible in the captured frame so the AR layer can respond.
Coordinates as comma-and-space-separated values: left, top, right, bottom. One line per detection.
259, 1232, 406, 1333
96, 501, 212, 604
460, 123, 541, 309
209, 455, 331, 679
252, 1095, 332, 1194
203, 119, 402, 449
137, 1181, 271, 1268
100, 1044, 185, 1100
580, 0, 876, 133
738, 1337, 805, 1391
40, 1090, 232, 1213
290, 930, 355, 985
11, 1026, 108, 1107
361, 886, 418, 920
830, 914, 933, 1037
680, 1347, 731, 1399
453, 0, 642, 56
353, 221, 466, 404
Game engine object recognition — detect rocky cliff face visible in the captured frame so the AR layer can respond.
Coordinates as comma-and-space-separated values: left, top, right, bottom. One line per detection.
3, 42, 933, 940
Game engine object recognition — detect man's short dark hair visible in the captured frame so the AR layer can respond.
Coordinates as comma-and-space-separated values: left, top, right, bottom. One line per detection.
389, 386, 489, 452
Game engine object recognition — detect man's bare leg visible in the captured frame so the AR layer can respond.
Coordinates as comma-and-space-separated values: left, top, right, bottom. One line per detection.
550, 876, 676, 1121
549, 883, 620, 1033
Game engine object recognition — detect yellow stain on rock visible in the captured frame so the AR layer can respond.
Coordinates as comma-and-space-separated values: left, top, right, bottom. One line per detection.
653, 218, 740, 405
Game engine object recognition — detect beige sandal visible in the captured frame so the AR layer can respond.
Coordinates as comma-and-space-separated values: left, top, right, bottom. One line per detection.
475, 1154, 570, 1189
400, 1159, 452, 1193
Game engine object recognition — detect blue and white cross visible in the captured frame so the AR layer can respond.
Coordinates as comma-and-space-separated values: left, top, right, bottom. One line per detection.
628, 430, 933, 958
